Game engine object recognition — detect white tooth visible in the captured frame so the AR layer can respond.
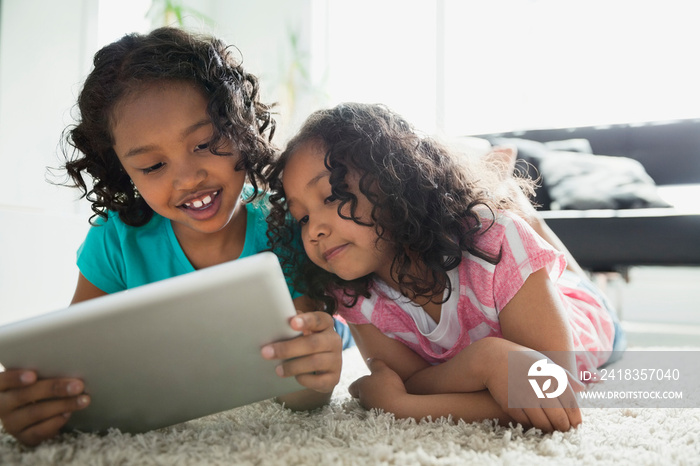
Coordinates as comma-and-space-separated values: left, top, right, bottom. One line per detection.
193, 200, 203, 208
202, 195, 212, 205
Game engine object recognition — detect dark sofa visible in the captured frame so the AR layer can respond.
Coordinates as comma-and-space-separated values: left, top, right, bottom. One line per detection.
475, 118, 700, 273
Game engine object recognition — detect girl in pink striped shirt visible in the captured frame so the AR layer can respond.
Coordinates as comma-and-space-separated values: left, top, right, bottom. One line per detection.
267, 103, 624, 433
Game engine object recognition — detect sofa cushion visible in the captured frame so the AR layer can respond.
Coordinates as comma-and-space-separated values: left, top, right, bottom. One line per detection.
486, 137, 670, 211
539, 151, 671, 210
543, 138, 593, 154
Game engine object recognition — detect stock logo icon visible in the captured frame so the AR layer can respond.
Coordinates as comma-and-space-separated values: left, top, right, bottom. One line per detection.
528, 359, 568, 399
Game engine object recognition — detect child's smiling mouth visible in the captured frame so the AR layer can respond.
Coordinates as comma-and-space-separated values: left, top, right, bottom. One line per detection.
179, 190, 220, 210
322, 243, 349, 261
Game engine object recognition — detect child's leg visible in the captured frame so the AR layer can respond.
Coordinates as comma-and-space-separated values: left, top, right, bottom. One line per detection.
486, 146, 587, 278
526, 213, 588, 278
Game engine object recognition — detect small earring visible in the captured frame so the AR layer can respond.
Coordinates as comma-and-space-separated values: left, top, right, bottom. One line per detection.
130, 179, 141, 199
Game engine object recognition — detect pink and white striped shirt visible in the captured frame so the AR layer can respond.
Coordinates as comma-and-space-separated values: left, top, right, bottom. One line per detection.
335, 211, 615, 373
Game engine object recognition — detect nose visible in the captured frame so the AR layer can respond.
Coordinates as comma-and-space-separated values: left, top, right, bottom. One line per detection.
173, 157, 207, 191
307, 214, 331, 242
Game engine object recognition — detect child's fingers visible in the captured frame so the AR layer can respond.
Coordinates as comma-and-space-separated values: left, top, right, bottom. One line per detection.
532, 384, 581, 432
560, 385, 583, 427
522, 407, 555, 433
0, 370, 37, 391
348, 375, 368, 399
292, 371, 340, 393
288, 311, 335, 334
526, 391, 581, 432
1, 394, 90, 443
262, 324, 341, 361
261, 314, 342, 393
542, 407, 575, 432
564, 403, 582, 428
568, 371, 587, 392
274, 352, 334, 377
10, 412, 74, 447
274, 352, 341, 393
1, 378, 85, 413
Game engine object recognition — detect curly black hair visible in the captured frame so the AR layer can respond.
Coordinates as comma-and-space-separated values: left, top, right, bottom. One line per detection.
267, 102, 533, 315
59, 27, 276, 226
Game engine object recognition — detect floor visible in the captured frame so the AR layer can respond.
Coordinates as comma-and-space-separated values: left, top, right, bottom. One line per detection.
598, 266, 700, 347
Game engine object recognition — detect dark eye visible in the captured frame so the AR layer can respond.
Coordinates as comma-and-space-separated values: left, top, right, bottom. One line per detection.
324, 194, 337, 204
141, 162, 165, 174
298, 215, 309, 225
195, 141, 211, 152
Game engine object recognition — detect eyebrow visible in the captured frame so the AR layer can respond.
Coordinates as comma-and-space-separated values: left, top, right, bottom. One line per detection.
286, 169, 330, 209
307, 170, 330, 188
122, 119, 212, 159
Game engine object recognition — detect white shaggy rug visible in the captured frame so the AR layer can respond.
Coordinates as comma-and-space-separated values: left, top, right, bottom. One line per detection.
2, 346, 699, 465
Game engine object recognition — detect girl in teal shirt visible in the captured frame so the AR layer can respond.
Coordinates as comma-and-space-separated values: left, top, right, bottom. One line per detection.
0, 27, 349, 447
77, 185, 284, 293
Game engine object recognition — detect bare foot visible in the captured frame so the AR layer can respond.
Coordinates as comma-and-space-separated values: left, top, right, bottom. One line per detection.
484, 145, 517, 181
484, 145, 539, 218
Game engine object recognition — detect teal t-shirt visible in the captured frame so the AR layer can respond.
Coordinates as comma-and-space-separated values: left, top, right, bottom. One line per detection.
76, 188, 299, 297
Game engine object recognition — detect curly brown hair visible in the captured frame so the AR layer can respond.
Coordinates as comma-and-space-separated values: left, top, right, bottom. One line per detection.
267, 102, 533, 314
59, 27, 276, 226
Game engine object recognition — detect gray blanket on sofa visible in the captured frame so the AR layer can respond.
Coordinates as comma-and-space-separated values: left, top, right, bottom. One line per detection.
538, 151, 671, 210
489, 137, 670, 211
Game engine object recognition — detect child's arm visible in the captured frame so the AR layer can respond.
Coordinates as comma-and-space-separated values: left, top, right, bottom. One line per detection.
261, 296, 342, 410
71, 272, 108, 303
404, 337, 506, 394
348, 321, 432, 380
408, 268, 582, 430
346, 323, 515, 424
497, 267, 577, 372
349, 358, 516, 427
351, 335, 581, 432
412, 268, 582, 428
349, 292, 582, 432
347, 324, 512, 420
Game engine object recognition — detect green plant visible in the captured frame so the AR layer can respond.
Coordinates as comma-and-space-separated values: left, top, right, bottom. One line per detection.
147, 0, 213, 28
278, 24, 329, 127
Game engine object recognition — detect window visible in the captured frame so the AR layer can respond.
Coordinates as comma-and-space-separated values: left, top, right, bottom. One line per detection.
323, 0, 700, 136
323, 0, 438, 133
98, 0, 150, 47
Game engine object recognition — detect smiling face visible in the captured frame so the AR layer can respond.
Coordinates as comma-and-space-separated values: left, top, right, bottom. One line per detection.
282, 140, 394, 282
111, 81, 247, 240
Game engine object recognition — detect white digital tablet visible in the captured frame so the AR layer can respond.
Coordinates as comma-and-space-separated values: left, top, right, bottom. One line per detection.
0, 252, 304, 434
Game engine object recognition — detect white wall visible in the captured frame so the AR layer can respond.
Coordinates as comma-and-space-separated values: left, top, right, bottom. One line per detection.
0, 209, 88, 325
0, 0, 93, 212
0, 0, 95, 323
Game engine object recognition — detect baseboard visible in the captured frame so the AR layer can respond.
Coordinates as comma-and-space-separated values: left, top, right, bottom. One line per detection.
622, 320, 700, 347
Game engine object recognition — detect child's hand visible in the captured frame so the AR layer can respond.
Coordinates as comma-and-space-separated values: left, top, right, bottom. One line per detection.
483, 346, 584, 433
348, 358, 408, 412
0, 370, 90, 446
261, 312, 342, 394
